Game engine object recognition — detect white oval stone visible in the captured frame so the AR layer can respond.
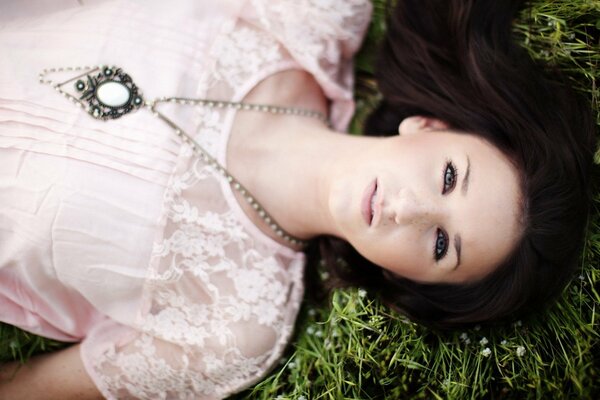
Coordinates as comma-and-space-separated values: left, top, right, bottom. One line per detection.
96, 81, 131, 107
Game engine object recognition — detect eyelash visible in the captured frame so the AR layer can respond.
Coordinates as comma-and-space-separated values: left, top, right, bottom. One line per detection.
434, 160, 458, 261
434, 228, 449, 261
441, 160, 458, 194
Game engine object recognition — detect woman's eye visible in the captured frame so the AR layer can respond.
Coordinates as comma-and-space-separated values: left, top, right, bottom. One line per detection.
442, 161, 458, 194
434, 228, 449, 261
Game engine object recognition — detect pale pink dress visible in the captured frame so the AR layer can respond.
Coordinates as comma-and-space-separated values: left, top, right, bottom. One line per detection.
0, 0, 371, 398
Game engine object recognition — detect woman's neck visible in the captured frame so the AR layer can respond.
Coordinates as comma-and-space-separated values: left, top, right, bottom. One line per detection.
228, 117, 372, 246
226, 69, 376, 248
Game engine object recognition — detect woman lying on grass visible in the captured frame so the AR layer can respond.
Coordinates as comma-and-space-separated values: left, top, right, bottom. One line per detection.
0, 0, 595, 399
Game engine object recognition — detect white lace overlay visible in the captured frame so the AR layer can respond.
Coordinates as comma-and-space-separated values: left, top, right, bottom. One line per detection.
210, 25, 284, 90
247, 0, 371, 110
85, 0, 371, 398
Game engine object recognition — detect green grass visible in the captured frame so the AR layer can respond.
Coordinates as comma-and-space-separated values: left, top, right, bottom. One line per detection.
2, 0, 599, 399
0, 325, 65, 364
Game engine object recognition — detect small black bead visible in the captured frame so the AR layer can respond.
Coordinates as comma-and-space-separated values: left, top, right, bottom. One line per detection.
103, 67, 113, 76
75, 80, 85, 91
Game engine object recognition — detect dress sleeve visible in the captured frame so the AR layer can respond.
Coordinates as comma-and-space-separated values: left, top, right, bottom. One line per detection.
80, 300, 299, 400
239, 0, 373, 131
80, 320, 231, 400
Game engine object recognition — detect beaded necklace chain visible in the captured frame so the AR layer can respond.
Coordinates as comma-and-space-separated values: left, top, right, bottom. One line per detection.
39, 64, 329, 247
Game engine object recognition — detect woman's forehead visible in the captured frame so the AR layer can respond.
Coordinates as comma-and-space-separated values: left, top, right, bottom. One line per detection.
448, 138, 523, 283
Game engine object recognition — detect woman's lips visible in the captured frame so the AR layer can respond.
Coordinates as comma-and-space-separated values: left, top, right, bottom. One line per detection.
371, 184, 382, 227
362, 178, 377, 226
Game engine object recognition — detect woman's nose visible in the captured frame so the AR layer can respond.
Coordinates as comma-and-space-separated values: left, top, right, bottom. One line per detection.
389, 188, 440, 225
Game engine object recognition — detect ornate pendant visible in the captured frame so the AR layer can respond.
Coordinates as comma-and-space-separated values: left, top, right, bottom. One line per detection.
75, 66, 144, 120
39, 65, 144, 121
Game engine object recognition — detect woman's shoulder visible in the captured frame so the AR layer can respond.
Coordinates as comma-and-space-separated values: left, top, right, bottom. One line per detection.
223, 0, 372, 130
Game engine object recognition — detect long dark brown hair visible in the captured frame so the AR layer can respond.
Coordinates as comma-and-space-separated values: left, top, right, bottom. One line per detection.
308, 0, 596, 330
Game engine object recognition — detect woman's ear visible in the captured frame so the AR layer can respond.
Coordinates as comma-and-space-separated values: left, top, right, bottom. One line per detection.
398, 116, 450, 136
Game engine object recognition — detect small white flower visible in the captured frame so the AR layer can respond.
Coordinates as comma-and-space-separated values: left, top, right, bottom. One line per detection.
464, 338, 471, 345
480, 337, 489, 346
516, 346, 526, 357
474, 325, 481, 331
459, 332, 468, 341
307, 326, 315, 335
501, 340, 508, 345
308, 308, 316, 317
320, 271, 330, 280
481, 348, 492, 357
298, 396, 307, 400
516, 320, 523, 327
358, 289, 367, 298
578, 275, 585, 280
288, 361, 296, 369
315, 330, 323, 338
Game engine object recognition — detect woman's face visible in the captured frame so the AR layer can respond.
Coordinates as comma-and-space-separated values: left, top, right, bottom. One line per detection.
328, 116, 522, 284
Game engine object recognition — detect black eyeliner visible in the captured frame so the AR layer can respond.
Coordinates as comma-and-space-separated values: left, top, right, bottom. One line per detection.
442, 160, 459, 194
434, 228, 449, 262
435, 159, 459, 262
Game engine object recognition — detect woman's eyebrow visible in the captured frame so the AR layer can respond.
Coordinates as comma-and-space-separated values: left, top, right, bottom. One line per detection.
461, 156, 471, 195
453, 235, 461, 270
453, 156, 470, 270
